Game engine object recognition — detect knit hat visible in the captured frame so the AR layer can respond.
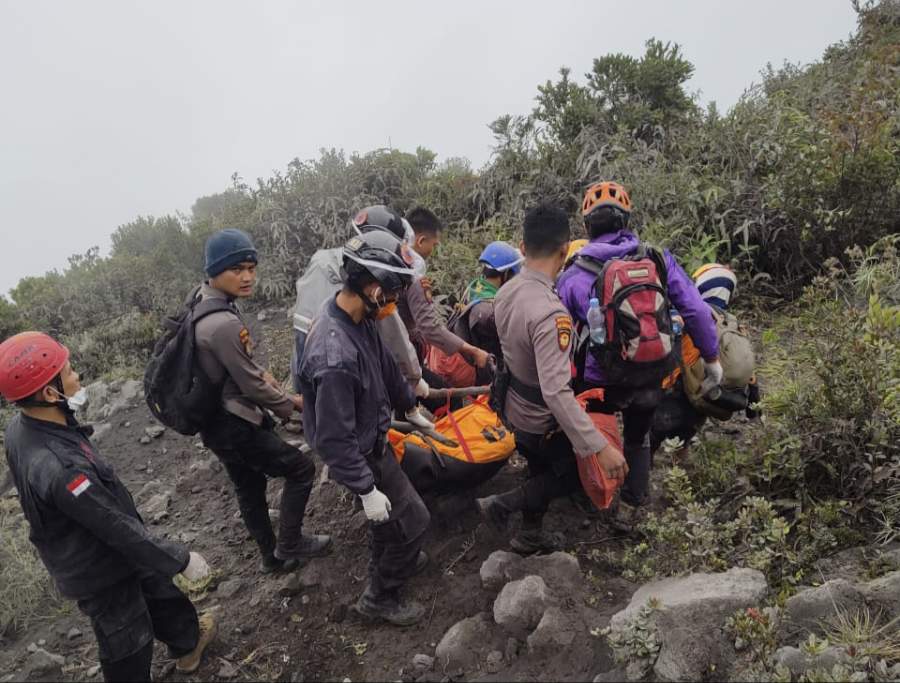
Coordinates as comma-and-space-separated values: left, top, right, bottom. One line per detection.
205, 229, 258, 277
693, 263, 737, 310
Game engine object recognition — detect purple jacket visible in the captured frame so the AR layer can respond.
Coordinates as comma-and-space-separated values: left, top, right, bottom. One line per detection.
557, 230, 719, 386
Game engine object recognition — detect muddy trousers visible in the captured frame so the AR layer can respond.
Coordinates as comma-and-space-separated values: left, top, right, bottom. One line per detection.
365, 443, 431, 598
584, 385, 662, 507
650, 381, 706, 455
202, 412, 316, 558
77, 572, 198, 683
514, 429, 581, 527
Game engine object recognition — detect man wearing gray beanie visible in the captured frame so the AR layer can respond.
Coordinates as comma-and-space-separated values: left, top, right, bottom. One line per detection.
192, 229, 331, 573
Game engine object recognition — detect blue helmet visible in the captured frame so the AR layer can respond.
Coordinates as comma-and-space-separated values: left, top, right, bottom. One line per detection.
478, 241, 523, 275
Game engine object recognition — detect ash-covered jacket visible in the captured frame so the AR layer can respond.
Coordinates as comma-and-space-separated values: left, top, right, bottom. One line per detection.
4, 414, 189, 600
556, 230, 719, 386
299, 297, 416, 494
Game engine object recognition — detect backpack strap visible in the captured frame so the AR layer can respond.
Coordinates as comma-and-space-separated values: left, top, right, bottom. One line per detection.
508, 373, 547, 408
573, 254, 605, 277
191, 297, 234, 324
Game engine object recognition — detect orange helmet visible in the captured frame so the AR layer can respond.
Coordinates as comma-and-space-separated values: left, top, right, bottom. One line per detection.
582, 181, 632, 216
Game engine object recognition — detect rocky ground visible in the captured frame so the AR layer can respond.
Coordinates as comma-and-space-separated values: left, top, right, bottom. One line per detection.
2, 308, 899, 682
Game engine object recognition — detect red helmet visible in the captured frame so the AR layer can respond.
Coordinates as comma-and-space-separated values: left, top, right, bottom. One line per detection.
0, 332, 70, 402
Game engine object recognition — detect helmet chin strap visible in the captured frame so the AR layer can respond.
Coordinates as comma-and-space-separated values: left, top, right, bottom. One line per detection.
20, 375, 72, 414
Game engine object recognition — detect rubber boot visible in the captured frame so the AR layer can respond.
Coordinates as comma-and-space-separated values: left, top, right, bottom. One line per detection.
354, 587, 426, 627
274, 533, 333, 562
607, 497, 643, 536
175, 612, 218, 674
475, 488, 526, 533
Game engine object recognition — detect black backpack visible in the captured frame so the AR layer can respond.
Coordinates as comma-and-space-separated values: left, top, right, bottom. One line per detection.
143, 288, 232, 435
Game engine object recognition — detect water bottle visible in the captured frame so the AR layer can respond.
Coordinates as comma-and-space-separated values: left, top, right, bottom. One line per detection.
587, 298, 606, 345
671, 310, 683, 337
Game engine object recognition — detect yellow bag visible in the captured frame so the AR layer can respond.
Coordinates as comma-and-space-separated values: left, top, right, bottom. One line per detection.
388, 397, 515, 494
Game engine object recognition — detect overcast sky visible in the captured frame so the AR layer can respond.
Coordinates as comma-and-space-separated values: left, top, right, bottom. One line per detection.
0, 0, 857, 298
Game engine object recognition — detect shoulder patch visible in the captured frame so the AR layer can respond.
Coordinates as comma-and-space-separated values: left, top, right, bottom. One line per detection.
66, 473, 91, 497
555, 315, 573, 351
239, 327, 253, 357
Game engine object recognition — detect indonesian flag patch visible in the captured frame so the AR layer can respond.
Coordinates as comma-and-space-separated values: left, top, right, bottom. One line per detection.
67, 474, 91, 497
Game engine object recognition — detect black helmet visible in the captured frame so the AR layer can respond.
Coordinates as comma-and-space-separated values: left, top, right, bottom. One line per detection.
342, 230, 415, 295
351, 205, 407, 241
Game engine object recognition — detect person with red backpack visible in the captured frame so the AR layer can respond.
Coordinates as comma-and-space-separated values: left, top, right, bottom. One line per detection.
556, 181, 721, 532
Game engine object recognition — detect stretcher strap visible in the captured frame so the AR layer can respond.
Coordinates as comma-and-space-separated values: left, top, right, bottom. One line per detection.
445, 397, 475, 463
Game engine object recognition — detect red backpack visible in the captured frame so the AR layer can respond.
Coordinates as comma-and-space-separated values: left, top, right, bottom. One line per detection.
572, 246, 678, 387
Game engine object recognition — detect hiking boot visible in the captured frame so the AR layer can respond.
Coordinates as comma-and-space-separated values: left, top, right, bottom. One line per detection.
274, 534, 333, 562
176, 612, 217, 674
607, 498, 643, 536
259, 553, 299, 575
475, 489, 525, 533
509, 528, 566, 555
354, 589, 426, 627
412, 550, 429, 576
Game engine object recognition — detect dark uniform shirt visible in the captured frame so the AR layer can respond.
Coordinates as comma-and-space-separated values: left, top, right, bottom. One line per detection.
299, 297, 416, 494
4, 414, 189, 600
194, 283, 294, 426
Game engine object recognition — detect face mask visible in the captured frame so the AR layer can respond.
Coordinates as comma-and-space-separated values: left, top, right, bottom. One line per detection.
50, 386, 88, 412
373, 301, 398, 321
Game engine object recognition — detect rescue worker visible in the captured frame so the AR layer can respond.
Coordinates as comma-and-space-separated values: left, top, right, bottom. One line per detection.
193, 229, 331, 574
290, 206, 428, 412
299, 230, 431, 626
651, 264, 760, 454
398, 208, 490, 407
556, 181, 721, 532
475, 205, 628, 553
0, 332, 216, 682
429, 241, 522, 387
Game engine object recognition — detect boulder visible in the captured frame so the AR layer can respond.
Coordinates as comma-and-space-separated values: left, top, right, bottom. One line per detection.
774, 645, 850, 677
119, 379, 143, 403
480, 550, 581, 592
82, 382, 110, 421
860, 570, 900, 619
493, 575, 557, 638
435, 612, 494, 671
526, 607, 577, 654
781, 580, 866, 638
609, 567, 767, 682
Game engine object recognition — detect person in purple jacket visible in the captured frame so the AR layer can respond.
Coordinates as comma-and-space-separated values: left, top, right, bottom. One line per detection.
556, 181, 722, 532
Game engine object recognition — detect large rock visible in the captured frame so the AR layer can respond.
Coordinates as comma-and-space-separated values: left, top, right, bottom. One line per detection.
82, 382, 110, 422
435, 612, 494, 672
781, 580, 866, 638
774, 645, 850, 677
526, 607, 577, 654
861, 570, 900, 619
493, 575, 557, 638
480, 550, 582, 592
119, 379, 143, 403
90, 422, 113, 444
609, 567, 767, 682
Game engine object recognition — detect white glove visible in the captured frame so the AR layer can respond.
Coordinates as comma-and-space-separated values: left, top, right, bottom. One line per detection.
181, 552, 211, 582
701, 359, 724, 395
360, 486, 392, 523
405, 407, 435, 432
414, 378, 430, 399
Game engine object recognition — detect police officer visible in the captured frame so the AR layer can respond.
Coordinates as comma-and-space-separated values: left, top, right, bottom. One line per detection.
194, 229, 331, 574
299, 230, 431, 626
475, 205, 628, 554
0, 332, 216, 682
